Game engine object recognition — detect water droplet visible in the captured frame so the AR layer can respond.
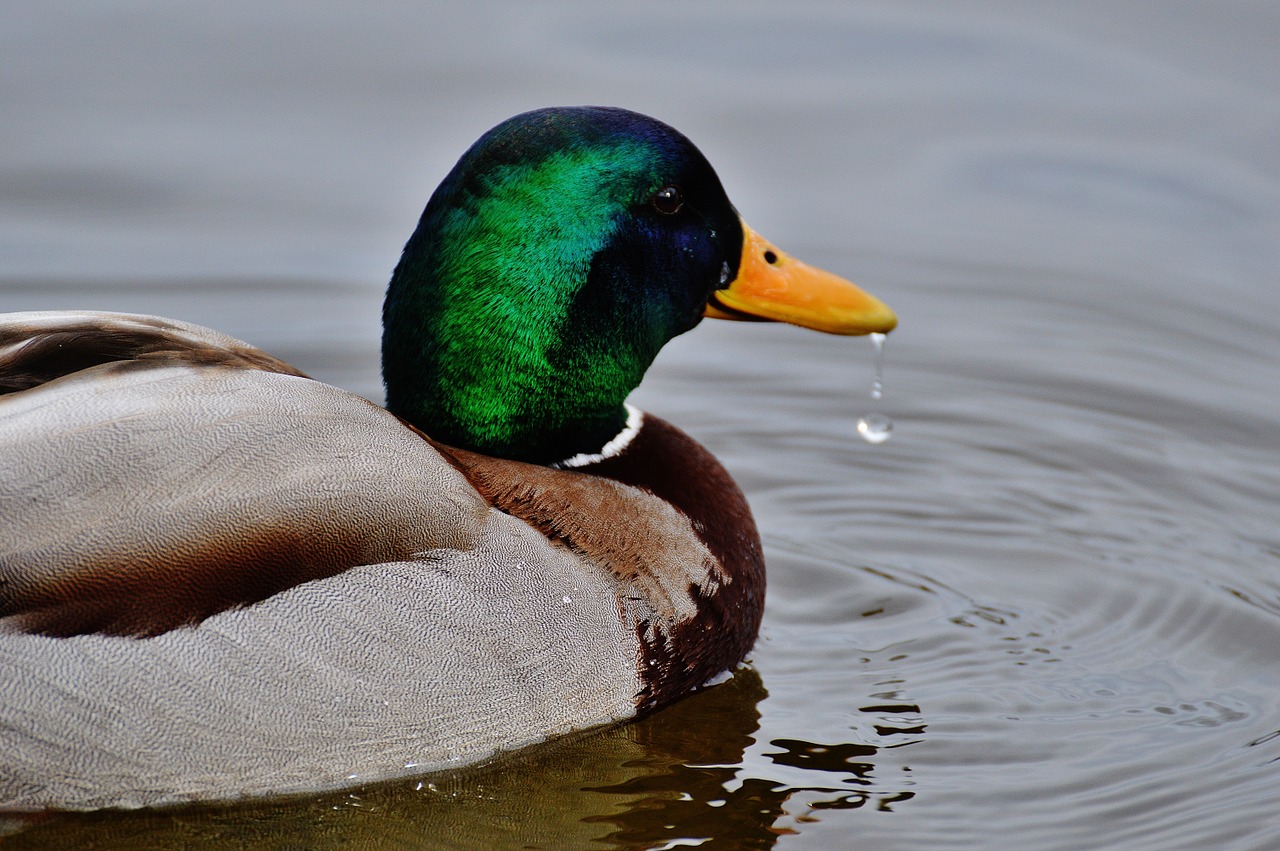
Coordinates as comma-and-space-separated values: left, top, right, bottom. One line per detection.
869, 332, 886, 401
858, 332, 893, 443
857, 413, 893, 444
561, 595, 572, 604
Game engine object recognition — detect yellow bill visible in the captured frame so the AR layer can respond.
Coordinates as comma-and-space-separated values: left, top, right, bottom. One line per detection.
706, 221, 897, 335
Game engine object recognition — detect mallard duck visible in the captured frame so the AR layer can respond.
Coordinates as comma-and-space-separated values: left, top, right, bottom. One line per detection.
0, 106, 895, 811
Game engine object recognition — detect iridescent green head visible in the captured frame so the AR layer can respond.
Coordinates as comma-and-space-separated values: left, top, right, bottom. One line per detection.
382, 106, 744, 464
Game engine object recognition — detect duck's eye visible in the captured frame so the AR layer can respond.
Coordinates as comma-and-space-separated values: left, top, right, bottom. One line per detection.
651, 185, 684, 215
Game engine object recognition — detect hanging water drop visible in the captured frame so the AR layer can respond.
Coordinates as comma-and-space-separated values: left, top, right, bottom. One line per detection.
869, 331, 885, 401
858, 332, 894, 444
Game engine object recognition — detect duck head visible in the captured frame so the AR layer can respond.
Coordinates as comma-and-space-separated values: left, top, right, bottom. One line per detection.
383, 106, 896, 464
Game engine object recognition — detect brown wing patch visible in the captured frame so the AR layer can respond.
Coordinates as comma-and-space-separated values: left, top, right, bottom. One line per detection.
0, 312, 305, 395
2, 524, 387, 638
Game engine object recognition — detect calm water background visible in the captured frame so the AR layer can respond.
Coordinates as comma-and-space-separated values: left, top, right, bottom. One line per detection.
3, 2, 1278, 848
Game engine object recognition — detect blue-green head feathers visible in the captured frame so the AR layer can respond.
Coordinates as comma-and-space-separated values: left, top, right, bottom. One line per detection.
383, 107, 743, 463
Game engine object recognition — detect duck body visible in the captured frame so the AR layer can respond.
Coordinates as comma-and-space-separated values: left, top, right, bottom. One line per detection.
0, 108, 894, 811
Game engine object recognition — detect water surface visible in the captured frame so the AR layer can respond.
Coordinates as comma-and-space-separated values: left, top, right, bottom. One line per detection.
3, 2, 1278, 848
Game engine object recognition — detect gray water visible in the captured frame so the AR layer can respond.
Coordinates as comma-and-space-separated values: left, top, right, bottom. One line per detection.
3, 2, 1279, 848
